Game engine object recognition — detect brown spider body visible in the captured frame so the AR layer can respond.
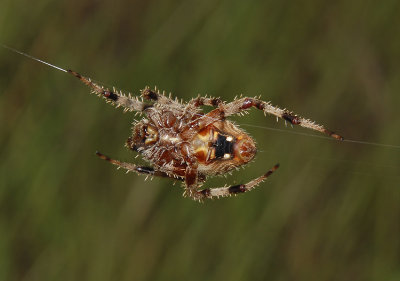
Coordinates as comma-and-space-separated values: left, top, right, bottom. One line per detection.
126, 95, 257, 186
128, 114, 256, 180
67, 69, 342, 201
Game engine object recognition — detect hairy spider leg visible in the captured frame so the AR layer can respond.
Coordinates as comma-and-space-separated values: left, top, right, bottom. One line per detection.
67, 70, 148, 112
186, 163, 280, 201
188, 96, 223, 107
96, 151, 183, 181
186, 94, 343, 140
218, 97, 344, 140
140, 87, 176, 104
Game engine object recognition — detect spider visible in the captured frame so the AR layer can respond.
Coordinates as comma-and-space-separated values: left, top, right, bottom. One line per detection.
66, 70, 343, 201
1, 44, 343, 201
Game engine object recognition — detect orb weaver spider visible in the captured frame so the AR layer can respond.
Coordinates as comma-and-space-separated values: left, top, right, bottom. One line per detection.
68, 70, 342, 201
2, 44, 343, 202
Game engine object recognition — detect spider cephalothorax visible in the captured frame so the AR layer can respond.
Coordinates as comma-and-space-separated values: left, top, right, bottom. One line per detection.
68, 70, 342, 201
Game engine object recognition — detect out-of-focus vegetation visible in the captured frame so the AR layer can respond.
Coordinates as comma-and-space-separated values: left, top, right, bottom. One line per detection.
1, 1, 400, 280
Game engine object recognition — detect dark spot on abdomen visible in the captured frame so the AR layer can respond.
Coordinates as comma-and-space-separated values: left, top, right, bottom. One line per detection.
213, 134, 234, 159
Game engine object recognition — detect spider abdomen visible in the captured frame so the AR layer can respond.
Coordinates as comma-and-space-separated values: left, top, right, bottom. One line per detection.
190, 121, 257, 176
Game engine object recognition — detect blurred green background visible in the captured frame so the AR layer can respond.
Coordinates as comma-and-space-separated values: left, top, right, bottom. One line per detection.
1, 0, 400, 280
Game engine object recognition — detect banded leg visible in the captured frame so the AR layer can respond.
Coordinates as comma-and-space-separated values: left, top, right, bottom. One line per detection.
188, 95, 223, 107
188, 164, 280, 201
68, 70, 148, 112
96, 151, 183, 180
221, 97, 344, 140
140, 87, 175, 104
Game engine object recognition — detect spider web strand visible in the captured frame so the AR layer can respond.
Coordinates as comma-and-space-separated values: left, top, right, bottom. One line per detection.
241, 123, 400, 150
1, 43, 68, 73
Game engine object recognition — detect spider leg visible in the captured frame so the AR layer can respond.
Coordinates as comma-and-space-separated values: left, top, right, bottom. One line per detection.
140, 87, 176, 104
188, 95, 223, 107
68, 70, 149, 112
186, 164, 280, 201
220, 97, 344, 140
95, 151, 183, 181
